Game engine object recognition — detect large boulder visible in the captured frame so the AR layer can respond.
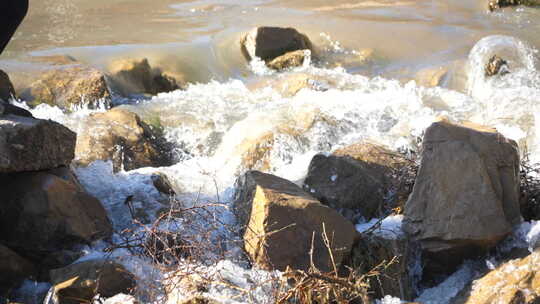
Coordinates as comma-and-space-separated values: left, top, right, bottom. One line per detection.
0, 115, 76, 173
0, 244, 35, 295
0, 172, 113, 261
403, 120, 521, 276
75, 107, 173, 172
303, 143, 406, 220
233, 171, 357, 272
107, 58, 180, 96
21, 65, 111, 111
241, 27, 313, 63
0, 69, 16, 102
49, 259, 136, 304
453, 249, 540, 304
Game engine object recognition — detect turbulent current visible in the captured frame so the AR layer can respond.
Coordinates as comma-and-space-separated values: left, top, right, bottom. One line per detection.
4, 0, 540, 303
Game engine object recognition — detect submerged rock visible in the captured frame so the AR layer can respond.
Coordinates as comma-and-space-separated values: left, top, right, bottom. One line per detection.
233, 171, 356, 272
304, 143, 406, 220
403, 120, 521, 277
0, 69, 16, 102
107, 58, 180, 96
415, 66, 449, 88
241, 26, 313, 63
248, 72, 334, 97
485, 55, 509, 77
0, 172, 112, 262
0, 244, 36, 296
266, 49, 310, 70
49, 259, 136, 304
75, 107, 174, 172
21, 65, 111, 111
0, 115, 75, 173
454, 249, 540, 304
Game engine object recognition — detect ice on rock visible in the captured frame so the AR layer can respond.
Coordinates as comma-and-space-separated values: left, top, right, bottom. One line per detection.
356, 214, 405, 240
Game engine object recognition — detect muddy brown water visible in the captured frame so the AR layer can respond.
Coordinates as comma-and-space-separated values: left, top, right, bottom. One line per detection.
2, 0, 540, 83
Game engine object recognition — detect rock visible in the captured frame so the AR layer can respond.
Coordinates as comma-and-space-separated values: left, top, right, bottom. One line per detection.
241, 27, 313, 63
454, 249, 540, 304
151, 172, 176, 196
233, 171, 357, 272
488, 0, 540, 11
247, 73, 334, 97
415, 66, 449, 88
0, 244, 35, 295
403, 120, 521, 277
107, 58, 180, 96
1, 103, 33, 118
0, 70, 16, 102
0, 115, 75, 173
485, 55, 509, 77
21, 65, 111, 111
49, 259, 136, 304
75, 107, 173, 172
303, 143, 405, 220
348, 236, 416, 300
266, 50, 310, 70
0, 172, 112, 261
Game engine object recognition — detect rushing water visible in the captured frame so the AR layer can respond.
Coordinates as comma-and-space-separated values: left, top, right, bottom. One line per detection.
4, 0, 540, 303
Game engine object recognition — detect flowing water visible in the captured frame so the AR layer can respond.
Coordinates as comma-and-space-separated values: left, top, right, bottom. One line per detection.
4, 0, 540, 303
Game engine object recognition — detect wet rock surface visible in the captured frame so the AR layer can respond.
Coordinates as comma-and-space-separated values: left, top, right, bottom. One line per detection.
0, 115, 75, 173
107, 58, 180, 96
241, 26, 313, 64
403, 120, 521, 277
233, 171, 356, 272
485, 55, 509, 77
75, 107, 174, 172
488, 0, 540, 11
21, 65, 111, 111
266, 49, 310, 70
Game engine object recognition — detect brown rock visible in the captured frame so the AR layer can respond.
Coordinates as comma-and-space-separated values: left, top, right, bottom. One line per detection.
403, 120, 521, 276
415, 66, 449, 88
455, 249, 540, 304
75, 107, 173, 172
247, 73, 333, 97
0, 69, 16, 102
49, 259, 136, 304
22, 65, 111, 111
233, 171, 357, 272
348, 236, 416, 300
267, 50, 310, 70
0, 244, 35, 295
108, 58, 179, 96
303, 143, 405, 220
179, 296, 221, 304
0, 172, 112, 261
0, 115, 76, 173
485, 55, 509, 77
241, 27, 313, 63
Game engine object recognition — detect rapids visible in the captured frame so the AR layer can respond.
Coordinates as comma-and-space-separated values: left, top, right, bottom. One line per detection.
3, 0, 540, 303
